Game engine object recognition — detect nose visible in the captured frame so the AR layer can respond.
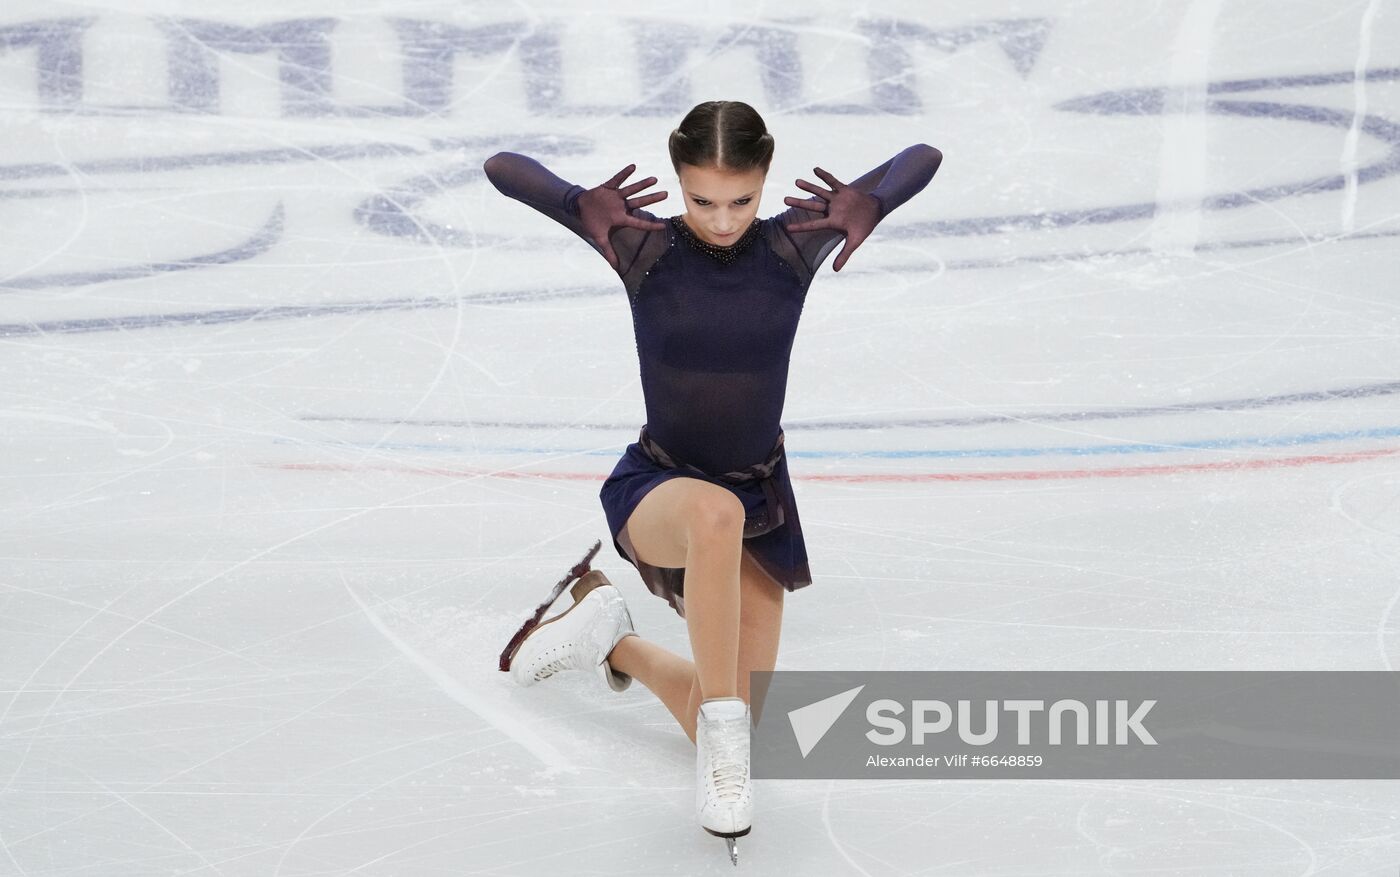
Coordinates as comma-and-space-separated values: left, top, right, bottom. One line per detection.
714, 208, 746, 236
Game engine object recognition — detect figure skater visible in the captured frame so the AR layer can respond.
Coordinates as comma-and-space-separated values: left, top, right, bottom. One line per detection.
488, 100, 942, 864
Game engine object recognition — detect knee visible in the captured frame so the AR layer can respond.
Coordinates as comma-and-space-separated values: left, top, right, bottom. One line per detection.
684, 492, 745, 545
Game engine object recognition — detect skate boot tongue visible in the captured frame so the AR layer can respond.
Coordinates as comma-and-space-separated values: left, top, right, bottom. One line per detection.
701, 697, 749, 721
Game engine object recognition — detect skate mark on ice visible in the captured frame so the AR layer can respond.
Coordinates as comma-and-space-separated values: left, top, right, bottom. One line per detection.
345, 582, 575, 773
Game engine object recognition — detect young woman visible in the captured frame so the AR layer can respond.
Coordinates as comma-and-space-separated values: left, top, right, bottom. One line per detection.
488, 100, 941, 862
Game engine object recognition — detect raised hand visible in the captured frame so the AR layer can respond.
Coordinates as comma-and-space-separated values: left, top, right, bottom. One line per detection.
782, 167, 882, 272
576, 163, 670, 271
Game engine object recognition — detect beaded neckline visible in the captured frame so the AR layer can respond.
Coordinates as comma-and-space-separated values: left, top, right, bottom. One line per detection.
669, 216, 761, 264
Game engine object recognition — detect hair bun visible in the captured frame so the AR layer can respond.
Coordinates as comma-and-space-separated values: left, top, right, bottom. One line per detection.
668, 101, 773, 174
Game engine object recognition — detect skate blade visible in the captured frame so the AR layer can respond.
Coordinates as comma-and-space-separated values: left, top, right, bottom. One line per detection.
726, 836, 739, 866
703, 825, 751, 838
498, 540, 601, 673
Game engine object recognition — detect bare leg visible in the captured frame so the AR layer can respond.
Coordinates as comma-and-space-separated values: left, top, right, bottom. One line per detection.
682, 514, 744, 701
609, 636, 701, 743
607, 548, 785, 745
735, 550, 784, 725
619, 477, 746, 713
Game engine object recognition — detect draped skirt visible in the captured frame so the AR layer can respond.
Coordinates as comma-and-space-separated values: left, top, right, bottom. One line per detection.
599, 425, 812, 618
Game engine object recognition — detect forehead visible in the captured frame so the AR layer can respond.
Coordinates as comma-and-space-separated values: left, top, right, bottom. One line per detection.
678, 164, 765, 197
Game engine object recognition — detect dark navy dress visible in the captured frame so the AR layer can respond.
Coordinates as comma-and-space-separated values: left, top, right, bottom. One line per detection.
484, 146, 939, 617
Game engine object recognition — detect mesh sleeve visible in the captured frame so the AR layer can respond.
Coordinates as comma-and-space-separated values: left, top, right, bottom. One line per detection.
771, 143, 942, 280
482, 151, 655, 286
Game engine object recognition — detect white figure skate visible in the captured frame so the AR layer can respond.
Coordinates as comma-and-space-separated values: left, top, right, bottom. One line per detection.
499, 542, 637, 692
696, 696, 753, 865
501, 565, 638, 689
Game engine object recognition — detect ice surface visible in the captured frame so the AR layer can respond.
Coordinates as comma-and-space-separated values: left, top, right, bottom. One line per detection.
2, 1, 1399, 874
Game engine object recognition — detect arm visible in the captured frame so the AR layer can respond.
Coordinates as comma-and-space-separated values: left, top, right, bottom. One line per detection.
482, 151, 591, 238
482, 152, 668, 272
776, 143, 942, 273
859, 142, 943, 220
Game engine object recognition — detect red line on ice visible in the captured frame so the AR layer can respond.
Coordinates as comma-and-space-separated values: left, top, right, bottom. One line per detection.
268, 447, 1400, 482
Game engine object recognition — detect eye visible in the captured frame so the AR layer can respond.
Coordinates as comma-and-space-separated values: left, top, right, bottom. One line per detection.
692, 198, 710, 206
735, 198, 752, 205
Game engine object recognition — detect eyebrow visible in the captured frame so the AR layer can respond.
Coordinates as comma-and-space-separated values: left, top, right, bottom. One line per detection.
686, 190, 758, 200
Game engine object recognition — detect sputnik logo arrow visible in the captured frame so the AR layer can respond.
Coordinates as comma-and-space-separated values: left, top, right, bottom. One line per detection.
787, 685, 865, 758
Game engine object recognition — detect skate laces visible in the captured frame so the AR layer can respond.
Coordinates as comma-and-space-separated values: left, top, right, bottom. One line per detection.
706, 718, 750, 800
529, 592, 608, 679
533, 652, 580, 679
530, 629, 593, 679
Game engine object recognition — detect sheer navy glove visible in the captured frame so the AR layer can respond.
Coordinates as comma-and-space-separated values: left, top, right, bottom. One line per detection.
781, 167, 882, 272
576, 163, 669, 271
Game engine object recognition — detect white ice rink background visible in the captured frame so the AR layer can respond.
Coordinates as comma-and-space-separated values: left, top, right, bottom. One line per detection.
2, 0, 1400, 873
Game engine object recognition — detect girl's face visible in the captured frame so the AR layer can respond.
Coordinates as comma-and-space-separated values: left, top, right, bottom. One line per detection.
676, 163, 765, 246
